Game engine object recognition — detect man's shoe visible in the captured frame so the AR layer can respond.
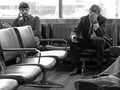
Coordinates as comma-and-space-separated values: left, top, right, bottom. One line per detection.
69, 68, 81, 76
74, 75, 120, 90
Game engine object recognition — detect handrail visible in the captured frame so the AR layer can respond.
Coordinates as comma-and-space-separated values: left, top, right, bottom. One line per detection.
0, 48, 41, 64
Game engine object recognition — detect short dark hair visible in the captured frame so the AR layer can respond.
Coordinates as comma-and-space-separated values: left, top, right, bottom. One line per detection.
19, 2, 29, 10
89, 4, 101, 14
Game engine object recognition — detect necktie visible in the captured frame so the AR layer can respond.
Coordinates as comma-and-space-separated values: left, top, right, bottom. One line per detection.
89, 22, 93, 38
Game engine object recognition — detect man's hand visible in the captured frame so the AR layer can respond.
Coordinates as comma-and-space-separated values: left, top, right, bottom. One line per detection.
93, 23, 99, 30
89, 12, 98, 23
17, 13, 23, 21
71, 35, 78, 43
89, 12, 99, 30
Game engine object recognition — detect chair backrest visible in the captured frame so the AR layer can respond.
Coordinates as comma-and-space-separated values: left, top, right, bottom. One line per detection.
117, 24, 120, 45
0, 28, 21, 62
105, 24, 114, 39
52, 24, 75, 41
41, 24, 52, 39
14, 25, 37, 48
105, 24, 115, 45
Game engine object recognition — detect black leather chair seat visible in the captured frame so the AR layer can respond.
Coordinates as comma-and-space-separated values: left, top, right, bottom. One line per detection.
40, 50, 68, 60
21, 57, 56, 70
14, 26, 68, 61
44, 45, 70, 51
0, 79, 18, 90
0, 65, 41, 84
80, 48, 110, 56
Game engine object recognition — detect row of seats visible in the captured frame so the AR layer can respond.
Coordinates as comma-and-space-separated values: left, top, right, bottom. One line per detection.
0, 25, 68, 90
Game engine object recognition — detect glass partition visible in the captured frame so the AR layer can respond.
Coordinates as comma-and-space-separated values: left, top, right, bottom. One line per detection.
63, 0, 118, 18
0, 0, 59, 19
0, 0, 119, 19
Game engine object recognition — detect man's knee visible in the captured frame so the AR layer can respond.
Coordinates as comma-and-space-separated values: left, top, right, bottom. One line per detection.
94, 37, 105, 45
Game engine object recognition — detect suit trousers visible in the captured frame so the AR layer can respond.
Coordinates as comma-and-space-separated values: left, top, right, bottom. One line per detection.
70, 37, 105, 67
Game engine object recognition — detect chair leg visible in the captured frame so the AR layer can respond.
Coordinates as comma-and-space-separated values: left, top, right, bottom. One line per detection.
24, 66, 64, 88
81, 61, 86, 75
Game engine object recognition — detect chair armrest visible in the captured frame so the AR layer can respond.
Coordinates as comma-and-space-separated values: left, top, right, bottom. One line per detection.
40, 38, 69, 50
39, 38, 68, 45
0, 48, 41, 64
1, 48, 38, 52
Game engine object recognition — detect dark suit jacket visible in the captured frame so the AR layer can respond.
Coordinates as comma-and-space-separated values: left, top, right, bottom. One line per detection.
71, 14, 107, 39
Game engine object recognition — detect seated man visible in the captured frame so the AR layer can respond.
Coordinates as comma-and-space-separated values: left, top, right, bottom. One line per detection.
12, 2, 42, 46
69, 4, 111, 76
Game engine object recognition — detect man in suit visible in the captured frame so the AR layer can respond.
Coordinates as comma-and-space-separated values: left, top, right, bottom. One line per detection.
70, 4, 109, 76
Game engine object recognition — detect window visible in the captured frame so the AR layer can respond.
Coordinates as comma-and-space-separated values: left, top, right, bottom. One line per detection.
0, 0, 119, 19
0, 0, 59, 19
30, 0, 59, 19
63, 0, 88, 18
62, 0, 119, 19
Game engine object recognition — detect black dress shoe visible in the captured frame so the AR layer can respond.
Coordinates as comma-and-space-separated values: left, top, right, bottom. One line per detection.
69, 68, 81, 76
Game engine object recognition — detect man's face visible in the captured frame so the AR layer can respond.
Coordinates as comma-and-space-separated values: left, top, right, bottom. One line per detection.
89, 10, 99, 22
19, 8, 29, 17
